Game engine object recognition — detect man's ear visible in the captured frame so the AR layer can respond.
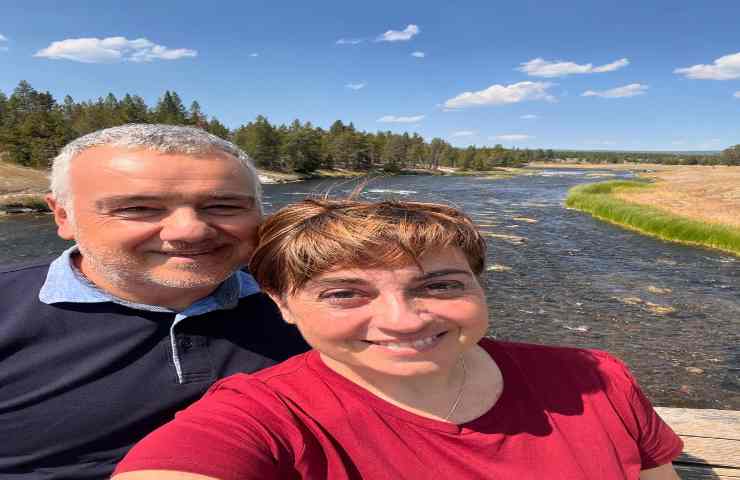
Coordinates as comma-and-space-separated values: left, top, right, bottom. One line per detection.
266, 291, 296, 325
46, 194, 75, 241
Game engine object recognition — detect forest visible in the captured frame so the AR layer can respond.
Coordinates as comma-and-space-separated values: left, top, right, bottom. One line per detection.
1, 80, 738, 173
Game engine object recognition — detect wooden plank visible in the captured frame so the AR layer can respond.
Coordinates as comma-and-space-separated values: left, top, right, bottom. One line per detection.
675, 464, 740, 479
655, 408, 740, 440
654, 407, 740, 477
672, 437, 740, 469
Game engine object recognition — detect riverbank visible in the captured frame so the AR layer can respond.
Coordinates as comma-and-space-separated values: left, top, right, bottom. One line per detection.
565, 177, 740, 256
0, 161, 450, 214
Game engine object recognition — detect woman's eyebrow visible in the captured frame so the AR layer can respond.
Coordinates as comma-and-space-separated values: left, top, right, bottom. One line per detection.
414, 269, 473, 281
311, 269, 472, 286
312, 278, 368, 286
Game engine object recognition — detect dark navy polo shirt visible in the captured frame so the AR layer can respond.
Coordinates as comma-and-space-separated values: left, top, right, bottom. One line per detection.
0, 253, 310, 479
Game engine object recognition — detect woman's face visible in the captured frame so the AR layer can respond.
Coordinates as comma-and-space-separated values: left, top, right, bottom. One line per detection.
273, 247, 489, 383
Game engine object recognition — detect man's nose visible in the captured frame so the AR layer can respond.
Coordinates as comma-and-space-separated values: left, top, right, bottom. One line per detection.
160, 208, 217, 242
376, 293, 429, 333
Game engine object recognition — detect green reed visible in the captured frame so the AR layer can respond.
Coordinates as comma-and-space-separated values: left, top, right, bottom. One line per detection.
565, 180, 740, 255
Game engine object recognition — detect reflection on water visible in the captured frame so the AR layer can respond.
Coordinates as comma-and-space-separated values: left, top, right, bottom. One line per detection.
2, 170, 738, 409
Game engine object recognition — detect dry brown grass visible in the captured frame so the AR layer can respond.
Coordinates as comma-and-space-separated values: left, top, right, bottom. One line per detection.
616, 166, 740, 228
532, 162, 740, 229
529, 161, 676, 171
0, 162, 49, 196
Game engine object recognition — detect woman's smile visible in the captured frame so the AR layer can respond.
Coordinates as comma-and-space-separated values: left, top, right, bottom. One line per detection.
361, 331, 449, 354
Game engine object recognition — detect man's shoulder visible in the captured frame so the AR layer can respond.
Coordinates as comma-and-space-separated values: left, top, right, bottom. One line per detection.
0, 257, 53, 276
0, 258, 53, 295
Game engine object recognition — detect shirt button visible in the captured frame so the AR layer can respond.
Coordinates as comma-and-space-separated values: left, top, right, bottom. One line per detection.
179, 337, 192, 351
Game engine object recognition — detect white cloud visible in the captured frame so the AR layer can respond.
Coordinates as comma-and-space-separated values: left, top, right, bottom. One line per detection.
582, 83, 648, 98
492, 134, 533, 141
377, 24, 419, 42
249, 53, 259, 57
0, 34, 7, 41
444, 81, 555, 109
734, 91, 740, 99
674, 52, 740, 80
518, 57, 629, 78
592, 58, 630, 73
34, 36, 197, 63
377, 114, 425, 123
520, 114, 538, 119
336, 38, 363, 45
411, 51, 425, 58
345, 82, 367, 90
452, 130, 477, 137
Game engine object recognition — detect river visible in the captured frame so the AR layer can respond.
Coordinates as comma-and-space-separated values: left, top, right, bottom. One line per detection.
1, 169, 738, 409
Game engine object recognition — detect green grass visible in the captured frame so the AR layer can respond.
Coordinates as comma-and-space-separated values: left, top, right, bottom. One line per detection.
565, 180, 740, 256
0, 194, 50, 212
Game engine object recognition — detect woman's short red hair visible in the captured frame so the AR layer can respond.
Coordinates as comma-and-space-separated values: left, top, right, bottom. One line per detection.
249, 198, 487, 296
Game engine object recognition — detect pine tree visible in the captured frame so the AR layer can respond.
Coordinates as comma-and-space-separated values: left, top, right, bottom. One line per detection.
206, 118, 230, 139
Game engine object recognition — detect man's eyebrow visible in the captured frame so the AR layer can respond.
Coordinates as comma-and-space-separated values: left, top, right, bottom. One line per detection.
95, 193, 256, 209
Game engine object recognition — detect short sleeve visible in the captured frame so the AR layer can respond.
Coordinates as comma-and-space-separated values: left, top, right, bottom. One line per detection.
114, 375, 301, 480
601, 354, 684, 469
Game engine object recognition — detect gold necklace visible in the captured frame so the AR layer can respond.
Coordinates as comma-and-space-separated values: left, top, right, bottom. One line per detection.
443, 355, 467, 422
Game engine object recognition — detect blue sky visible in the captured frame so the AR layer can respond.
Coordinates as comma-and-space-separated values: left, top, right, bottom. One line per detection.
1, 0, 738, 151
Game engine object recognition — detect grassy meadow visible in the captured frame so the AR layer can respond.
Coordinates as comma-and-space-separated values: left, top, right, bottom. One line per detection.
566, 180, 740, 255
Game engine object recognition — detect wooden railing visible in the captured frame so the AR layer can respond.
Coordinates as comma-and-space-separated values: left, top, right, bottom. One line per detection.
655, 408, 740, 479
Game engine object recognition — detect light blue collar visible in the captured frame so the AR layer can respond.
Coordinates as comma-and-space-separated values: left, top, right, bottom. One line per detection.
39, 245, 260, 314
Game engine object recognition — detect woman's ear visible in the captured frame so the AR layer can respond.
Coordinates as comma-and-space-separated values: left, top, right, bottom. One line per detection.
266, 292, 296, 325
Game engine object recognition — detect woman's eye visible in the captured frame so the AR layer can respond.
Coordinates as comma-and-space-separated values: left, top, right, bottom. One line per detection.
320, 290, 358, 300
421, 281, 464, 295
318, 289, 368, 306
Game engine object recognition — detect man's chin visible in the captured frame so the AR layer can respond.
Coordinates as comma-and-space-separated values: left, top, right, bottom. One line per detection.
143, 268, 233, 290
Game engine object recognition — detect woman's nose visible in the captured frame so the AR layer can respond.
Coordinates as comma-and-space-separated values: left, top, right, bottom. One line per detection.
375, 294, 429, 333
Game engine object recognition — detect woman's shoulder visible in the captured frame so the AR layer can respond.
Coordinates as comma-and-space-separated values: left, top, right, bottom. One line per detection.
479, 338, 637, 391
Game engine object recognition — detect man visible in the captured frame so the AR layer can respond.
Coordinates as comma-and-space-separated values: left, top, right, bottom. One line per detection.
0, 124, 309, 479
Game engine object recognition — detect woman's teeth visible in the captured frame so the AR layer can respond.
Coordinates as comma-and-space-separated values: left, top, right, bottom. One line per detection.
370, 333, 444, 350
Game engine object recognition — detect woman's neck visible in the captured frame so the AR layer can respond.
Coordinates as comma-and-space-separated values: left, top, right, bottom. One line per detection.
320, 345, 503, 423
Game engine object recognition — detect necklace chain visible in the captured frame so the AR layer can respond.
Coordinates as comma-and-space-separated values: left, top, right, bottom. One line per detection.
443, 355, 467, 422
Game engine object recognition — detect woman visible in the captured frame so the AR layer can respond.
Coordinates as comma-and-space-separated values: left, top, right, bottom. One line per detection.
114, 199, 683, 479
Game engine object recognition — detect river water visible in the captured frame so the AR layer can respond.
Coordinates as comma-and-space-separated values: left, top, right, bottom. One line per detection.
1, 170, 738, 409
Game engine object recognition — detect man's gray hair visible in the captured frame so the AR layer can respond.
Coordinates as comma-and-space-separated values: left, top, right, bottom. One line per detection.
50, 123, 262, 209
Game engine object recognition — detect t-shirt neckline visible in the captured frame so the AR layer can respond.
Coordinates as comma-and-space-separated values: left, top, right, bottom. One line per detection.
304, 338, 513, 434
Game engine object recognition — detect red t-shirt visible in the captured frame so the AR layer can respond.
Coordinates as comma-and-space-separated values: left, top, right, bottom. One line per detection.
115, 339, 683, 479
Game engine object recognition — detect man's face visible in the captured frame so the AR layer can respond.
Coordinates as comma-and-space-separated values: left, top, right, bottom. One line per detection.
48, 146, 261, 305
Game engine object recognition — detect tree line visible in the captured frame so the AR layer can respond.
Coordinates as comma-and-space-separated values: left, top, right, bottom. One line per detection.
0, 80, 534, 173
548, 148, 739, 166
0, 80, 737, 171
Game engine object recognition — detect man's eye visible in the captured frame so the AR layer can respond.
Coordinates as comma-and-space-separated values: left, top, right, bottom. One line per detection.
114, 207, 161, 216
203, 205, 245, 214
